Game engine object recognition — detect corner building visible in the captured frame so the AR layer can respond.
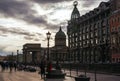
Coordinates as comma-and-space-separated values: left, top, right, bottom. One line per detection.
67, 1, 112, 63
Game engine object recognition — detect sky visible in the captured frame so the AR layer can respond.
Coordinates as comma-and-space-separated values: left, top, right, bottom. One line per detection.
0, 0, 109, 56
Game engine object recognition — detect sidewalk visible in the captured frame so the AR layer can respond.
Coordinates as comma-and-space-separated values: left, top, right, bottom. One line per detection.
0, 70, 44, 81
0, 68, 75, 81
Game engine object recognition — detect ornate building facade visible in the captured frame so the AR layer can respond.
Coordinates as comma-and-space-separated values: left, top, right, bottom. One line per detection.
67, 1, 112, 63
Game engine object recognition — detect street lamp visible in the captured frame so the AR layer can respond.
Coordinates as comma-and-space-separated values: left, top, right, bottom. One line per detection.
46, 31, 51, 61
17, 50, 19, 63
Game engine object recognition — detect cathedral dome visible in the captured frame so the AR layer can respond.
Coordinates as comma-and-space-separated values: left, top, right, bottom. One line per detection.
55, 27, 66, 46
55, 27, 66, 39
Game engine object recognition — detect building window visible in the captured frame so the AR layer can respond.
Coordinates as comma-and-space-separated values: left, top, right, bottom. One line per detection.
103, 37, 106, 42
113, 37, 116, 44
80, 36, 81, 40
118, 27, 120, 32
87, 27, 89, 32
95, 31, 97, 36
91, 39, 93, 44
87, 40, 89, 44
87, 34, 89, 39
80, 42, 82, 46
83, 34, 85, 40
76, 37, 77, 42
103, 29, 106, 34
95, 39, 98, 44
83, 41, 85, 45
83, 28, 85, 33
91, 32, 93, 38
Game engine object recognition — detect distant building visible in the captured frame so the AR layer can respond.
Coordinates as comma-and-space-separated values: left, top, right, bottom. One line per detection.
22, 43, 42, 64
18, 54, 23, 63
0, 56, 8, 61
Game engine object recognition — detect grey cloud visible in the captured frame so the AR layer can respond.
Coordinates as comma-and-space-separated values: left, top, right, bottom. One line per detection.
36, 33, 42, 36
24, 36, 41, 41
32, 0, 72, 4
0, 0, 72, 30
0, 34, 8, 37
24, 36, 33, 40
82, 1, 96, 7
0, 26, 35, 37
44, 23, 58, 30
0, 0, 47, 26
34, 38, 40, 41
82, 0, 108, 7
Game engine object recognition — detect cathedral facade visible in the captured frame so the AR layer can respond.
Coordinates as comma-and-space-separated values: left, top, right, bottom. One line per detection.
50, 27, 68, 62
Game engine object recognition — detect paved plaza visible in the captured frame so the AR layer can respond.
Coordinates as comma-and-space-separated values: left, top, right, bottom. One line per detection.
0, 68, 74, 81
0, 68, 120, 81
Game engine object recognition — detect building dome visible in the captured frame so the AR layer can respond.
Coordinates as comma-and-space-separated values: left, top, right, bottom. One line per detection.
55, 27, 66, 46
55, 27, 66, 39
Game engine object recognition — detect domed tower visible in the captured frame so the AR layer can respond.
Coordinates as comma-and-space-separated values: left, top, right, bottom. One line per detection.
71, 1, 80, 20
55, 27, 66, 47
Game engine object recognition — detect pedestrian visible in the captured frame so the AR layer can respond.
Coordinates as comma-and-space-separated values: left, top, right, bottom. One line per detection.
55, 61, 61, 70
14, 62, 17, 71
1, 61, 5, 72
9, 61, 14, 73
40, 60, 45, 79
47, 61, 52, 73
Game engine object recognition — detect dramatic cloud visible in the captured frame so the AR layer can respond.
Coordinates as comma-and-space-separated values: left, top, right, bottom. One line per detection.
31, 0, 72, 4
0, 26, 44, 42
82, 0, 97, 7
34, 38, 40, 41
24, 36, 34, 40
0, 0, 47, 26
82, 0, 109, 7
0, 26, 35, 37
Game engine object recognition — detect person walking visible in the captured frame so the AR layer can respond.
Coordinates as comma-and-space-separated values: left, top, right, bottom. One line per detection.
40, 60, 45, 79
14, 62, 17, 71
1, 61, 5, 72
9, 61, 14, 73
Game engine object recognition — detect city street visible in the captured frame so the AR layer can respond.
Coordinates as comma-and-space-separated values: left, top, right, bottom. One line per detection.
0, 68, 120, 81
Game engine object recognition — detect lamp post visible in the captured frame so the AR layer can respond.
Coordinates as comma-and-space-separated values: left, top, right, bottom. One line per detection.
46, 31, 51, 61
17, 50, 19, 63
12, 52, 14, 62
